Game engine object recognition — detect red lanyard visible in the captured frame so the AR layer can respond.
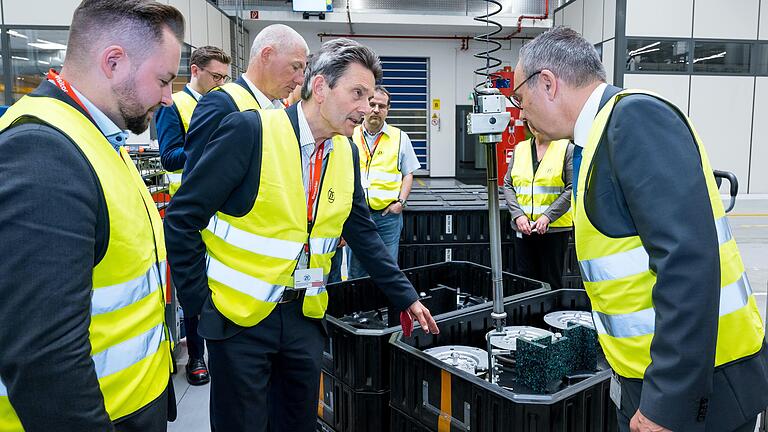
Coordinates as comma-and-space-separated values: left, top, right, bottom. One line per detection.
307, 141, 326, 224
47, 69, 90, 116
360, 130, 384, 168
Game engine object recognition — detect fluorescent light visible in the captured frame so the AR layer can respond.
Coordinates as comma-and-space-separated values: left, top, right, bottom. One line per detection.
12, 56, 29, 61
28, 41, 67, 50
693, 51, 727, 63
629, 41, 661, 56
37, 60, 50, 65
7, 30, 28, 39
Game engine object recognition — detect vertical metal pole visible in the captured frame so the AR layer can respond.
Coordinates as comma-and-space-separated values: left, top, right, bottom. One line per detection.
483, 139, 506, 332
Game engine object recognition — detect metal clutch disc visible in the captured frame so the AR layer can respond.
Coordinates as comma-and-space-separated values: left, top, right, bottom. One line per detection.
424, 345, 489, 375
543, 311, 595, 330
488, 326, 554, 351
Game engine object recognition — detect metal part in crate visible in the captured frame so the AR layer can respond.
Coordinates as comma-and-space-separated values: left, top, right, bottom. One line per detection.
127, 149, 170, 216
389, 289, 617, 432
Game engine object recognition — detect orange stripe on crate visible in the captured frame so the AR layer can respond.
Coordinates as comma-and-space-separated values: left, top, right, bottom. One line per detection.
438, 369, 452, 432
317, 371, 324, 418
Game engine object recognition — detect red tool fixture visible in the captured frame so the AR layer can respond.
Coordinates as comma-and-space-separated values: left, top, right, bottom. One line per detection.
491, 66, 527, 186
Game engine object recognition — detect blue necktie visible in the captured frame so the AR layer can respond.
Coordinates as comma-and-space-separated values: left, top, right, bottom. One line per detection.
572, 145, 583, 199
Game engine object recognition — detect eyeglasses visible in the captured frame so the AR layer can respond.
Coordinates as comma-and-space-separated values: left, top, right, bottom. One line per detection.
200, 67, 231, 83
510, 70, 542, 109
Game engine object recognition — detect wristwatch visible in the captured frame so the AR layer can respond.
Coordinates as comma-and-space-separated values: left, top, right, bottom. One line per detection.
397, 198, 407, 207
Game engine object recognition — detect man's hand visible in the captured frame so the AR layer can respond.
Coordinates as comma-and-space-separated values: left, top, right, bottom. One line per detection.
630, 410, 671, 432
406, 300, 440, 334
382, 201, 404, 216
533, 215, 551, 234
338, 237, 346, 248
515, 215, 532, 235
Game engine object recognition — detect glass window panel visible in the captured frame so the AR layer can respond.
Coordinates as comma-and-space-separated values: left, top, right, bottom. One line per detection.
755, 43, 768, 75
9, 28, 69, 102
626, 39, 689, 73
172, 44, 192, 94
693, 41, 751, 74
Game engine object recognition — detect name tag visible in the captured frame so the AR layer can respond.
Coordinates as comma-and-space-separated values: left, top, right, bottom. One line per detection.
294, 268, 324, 290
609, 373, 622, 408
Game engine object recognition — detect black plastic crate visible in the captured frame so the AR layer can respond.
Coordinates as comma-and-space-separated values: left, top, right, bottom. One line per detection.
325, 261, 548, 392
390, 407, 431, 432
562, 240, 579, 277
389, 289, 617, 432
561, 275, 584, 290
401, 206, 515, 245
318, 371, 389, 432
398, 243, 515, 272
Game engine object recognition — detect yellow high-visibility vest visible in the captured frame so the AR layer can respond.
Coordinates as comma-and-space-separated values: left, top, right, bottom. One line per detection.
202, 109, 354, 327
510, 138, 573, 228
167, 90, 197, 196
574, 89, 764, 379
352, 125, 402, 210
0, 95, 172, 431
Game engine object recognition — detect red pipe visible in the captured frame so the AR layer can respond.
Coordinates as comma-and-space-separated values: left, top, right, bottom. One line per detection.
502, 0, 549, 39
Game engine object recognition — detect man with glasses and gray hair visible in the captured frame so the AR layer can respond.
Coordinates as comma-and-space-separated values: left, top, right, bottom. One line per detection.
154, 44, 230, 388
513, 26, 768, 432
165, 37, 439, 432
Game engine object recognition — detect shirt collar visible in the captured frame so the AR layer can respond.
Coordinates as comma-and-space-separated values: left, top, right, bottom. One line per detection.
573, 82, 607, 148
363, 122, 388, 138
69, 84, 129, 150
241, 74, 282, 110
297, 101, 334, 153
185, 84, 203, 102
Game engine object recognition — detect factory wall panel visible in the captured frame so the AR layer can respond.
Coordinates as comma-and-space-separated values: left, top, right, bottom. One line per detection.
583, 0, 604, 44
562, 0, 584, 34
603, 0, 616, 41
207, 3, 223, 48
189, 0, 208, 48
760, 0, 768, 40
623, 74, 690, 114
603, 39, 615, 85
689, 75, 754, 191
554, 9, 564, 27
222, 14, 232, 65
3, 0, 81, 26
749, 77, 768, 192
168, 0, 193, 46
693, 0, 759, 40
626, 0, 693, 38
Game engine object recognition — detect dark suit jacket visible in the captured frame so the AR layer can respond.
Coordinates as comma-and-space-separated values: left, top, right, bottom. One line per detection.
154, 85, 196, 172
164, 104, 420, 340
585, 85, 768, 431
183, 76, 254, 175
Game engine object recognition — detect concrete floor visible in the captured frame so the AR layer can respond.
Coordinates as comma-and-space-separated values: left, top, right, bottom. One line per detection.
167, 190, 768, 432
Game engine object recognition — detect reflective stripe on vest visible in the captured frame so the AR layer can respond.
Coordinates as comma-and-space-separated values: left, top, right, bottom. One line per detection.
352, 125, 403, 210
203, 110, 353, 327
574, 89, 764, 379
0, 95, 171, 424
92, 262, 166, 315
510, 138, 572, 228
167, 91, 197, 197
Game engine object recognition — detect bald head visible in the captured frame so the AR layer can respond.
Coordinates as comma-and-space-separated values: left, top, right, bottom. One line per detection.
249, 24, 309, 60
66, 0, 184, 70
246, 24, 309, 100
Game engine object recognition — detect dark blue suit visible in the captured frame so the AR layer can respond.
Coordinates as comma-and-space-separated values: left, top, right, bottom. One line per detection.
164, 104, 419, 432
154, 86, 197, 172
585, 86, 768, 432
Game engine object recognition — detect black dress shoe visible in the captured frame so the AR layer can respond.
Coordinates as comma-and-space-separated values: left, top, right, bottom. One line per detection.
185, 357, 210, 386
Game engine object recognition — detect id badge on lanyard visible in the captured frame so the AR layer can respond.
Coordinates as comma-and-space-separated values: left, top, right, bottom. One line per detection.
296, 141, 325, 288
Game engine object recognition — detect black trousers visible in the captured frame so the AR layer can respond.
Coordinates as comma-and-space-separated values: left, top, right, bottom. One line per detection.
207, 300, 326, 432
183, 314, 205, 360
512, 230, 569, 289
113, 386, 168, 432
615, 377, 758, 432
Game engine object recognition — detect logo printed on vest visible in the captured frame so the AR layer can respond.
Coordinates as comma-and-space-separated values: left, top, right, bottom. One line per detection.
328, 188, 335, 203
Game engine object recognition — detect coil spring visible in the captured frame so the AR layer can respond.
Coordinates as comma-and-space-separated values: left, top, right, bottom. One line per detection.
473, 0, 504, 92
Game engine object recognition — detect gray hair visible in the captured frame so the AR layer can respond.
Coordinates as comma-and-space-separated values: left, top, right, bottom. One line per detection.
249, 24, 309, 59
301, 38, 383, 100
519, 26, 606, 88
